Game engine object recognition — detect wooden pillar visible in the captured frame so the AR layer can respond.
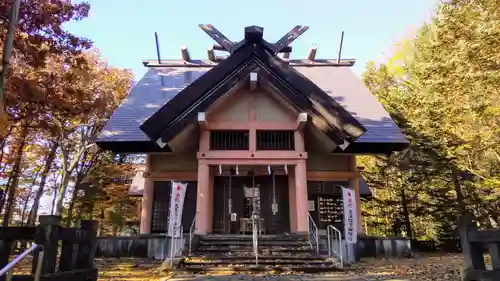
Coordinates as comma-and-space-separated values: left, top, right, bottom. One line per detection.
288, 170, 297, 233
207, 169, 214, 233
139, 178, 154, 234
36, 215, 61, 274
294, 160, 309, 233
249, 91, 257, 152
459, 214, 485, 280
0, 232, 13, 272
291, 121, 306, 234
75, 220, 99, 269
140, 155, 154, 234
294, 131, 305, 152
349, 156, 363, 233
196, 162, 211, 234
58, 237, 74, 271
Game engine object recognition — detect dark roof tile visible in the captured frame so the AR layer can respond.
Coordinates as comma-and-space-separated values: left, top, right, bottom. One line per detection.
296, 66, 407, 144
97, 68, 207, 142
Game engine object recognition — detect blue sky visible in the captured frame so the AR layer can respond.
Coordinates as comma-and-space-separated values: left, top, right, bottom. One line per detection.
64, 0, 438, 81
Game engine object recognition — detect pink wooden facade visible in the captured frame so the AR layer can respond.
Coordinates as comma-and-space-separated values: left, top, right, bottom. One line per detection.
137, 89, 364, 235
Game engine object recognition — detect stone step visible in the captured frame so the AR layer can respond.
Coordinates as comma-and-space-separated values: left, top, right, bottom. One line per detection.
196, 246, 312, 253
198, 239, 310, 246
183, 259, 329, 265
186, 255, 326, 261
190, 252, 319, 258
175, 265, 342, 273
199, 234, 308, 242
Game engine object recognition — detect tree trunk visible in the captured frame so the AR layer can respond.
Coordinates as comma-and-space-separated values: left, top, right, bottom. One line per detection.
451, 168, 467, 216
66, 181, 82, 227
0, 125, 13, 173
20, 169, 41, 225
2, 126, 28, 226
28, 142, 58, 225
81, 186, 95, 221
98, 209, 105, 236
51, 187, 57, 215
20, 191, 31, 225
489, 214, 499, 228
66, 152, 100, 226
400, 185, 413, 239
54, 172, 71, 215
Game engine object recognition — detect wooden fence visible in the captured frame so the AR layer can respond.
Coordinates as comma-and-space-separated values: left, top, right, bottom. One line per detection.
95, 234, 189, 259
0, 215, 98, 281
459, 214, 500, 281
95, 236, 149, 258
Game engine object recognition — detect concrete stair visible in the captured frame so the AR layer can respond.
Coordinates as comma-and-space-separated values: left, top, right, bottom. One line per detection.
177, 234, 342, 273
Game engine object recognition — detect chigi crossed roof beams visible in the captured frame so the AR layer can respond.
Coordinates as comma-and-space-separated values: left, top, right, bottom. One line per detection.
140, 25, 367, 150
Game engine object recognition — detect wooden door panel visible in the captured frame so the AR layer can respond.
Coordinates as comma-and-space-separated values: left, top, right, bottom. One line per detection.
212, 176, 247, 233
182, 181, 197, 231
256, 175, 290, 234
212, 177, 227, 233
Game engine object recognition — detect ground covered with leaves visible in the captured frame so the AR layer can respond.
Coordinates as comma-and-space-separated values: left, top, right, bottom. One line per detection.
351, 254, 467, 280
92, 253, 474, 280
4, 253, 481, 280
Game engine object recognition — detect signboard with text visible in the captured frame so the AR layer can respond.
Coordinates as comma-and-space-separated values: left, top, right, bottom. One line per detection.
342, 187, 358, 243
167, 181, 188, 238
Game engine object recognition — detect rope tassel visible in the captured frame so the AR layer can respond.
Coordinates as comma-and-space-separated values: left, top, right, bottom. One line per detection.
218, 164, 222, 175
284, 164, 288, 175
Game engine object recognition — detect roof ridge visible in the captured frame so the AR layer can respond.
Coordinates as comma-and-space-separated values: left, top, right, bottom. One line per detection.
142, 58, 356, 68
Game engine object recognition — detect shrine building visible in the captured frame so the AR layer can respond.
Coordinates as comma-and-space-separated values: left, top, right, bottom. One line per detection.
95, 25, 408, 239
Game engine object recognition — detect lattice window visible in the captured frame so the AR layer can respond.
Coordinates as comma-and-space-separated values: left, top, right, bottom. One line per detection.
256, 130, 294, 150
210, 130, 249, 150
150, 182, 170, 233
149, 181, 198, 233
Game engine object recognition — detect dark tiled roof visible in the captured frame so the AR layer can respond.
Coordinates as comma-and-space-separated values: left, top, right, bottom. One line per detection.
295, 67, 407, 144
97, 67, 208, 142
97, 65, 407, 146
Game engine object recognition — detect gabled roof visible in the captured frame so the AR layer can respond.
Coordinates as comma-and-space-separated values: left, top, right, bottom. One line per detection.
95, 68, 207, 152
95, 25, 408, 154
140, 27, 366, 149
96, 65, 408, 154
295, 67, 408, 154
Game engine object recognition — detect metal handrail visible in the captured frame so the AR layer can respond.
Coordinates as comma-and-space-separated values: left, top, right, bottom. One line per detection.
251, 182, 259, 265
307, 213, 319, 254
0, 243, 43, 281
327, 224, 343, 268
188, 216, 196, 256
252, 215, 258, 265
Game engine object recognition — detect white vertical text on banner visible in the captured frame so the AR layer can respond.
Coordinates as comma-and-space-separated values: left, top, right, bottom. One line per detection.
168, 181, 188, 238
342, 187, 358, 243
